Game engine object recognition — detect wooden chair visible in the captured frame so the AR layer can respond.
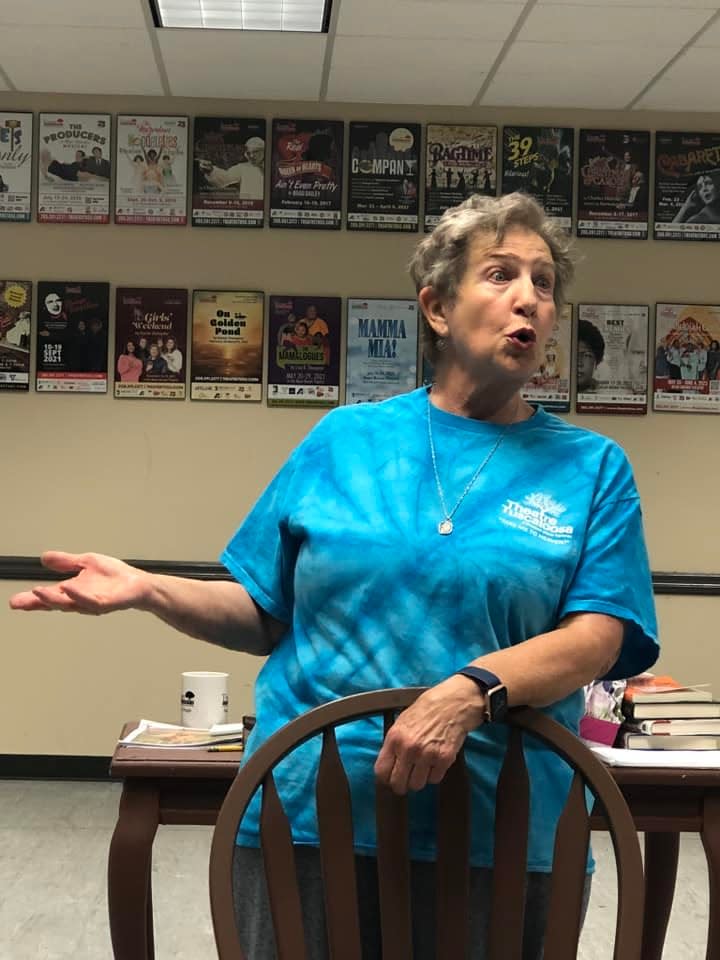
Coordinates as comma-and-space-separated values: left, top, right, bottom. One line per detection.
209, 688, 644, 959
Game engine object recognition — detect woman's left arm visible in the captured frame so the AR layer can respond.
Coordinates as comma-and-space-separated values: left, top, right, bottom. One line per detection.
374, 611, 622, 795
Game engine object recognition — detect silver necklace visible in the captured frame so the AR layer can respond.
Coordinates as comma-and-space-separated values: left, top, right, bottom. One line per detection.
427, 395, 508, 535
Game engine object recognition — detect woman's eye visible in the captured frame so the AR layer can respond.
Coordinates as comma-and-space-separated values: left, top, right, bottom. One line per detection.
489, 269, 506, 281
535, 276, 554, 290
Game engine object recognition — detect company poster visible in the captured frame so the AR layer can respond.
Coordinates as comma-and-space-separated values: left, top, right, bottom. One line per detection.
501, 126, 574, 229
0, 113, 32, 222
268, 296, 340, 406
654, 303, 720, 412
347, 122, 420, 232
192, 117, 265, 227
0, 280, 32, 391
424, 124, 496, 230
654, 132, 720, 242
115, 116, 188, 225
36, 281, 109, 392
270, 119, 343, 229
575, 304, 649, 414
522, 304, 572, 412
115, 288, 188, 399
345, 299, 418, 403
577, 130, 650, 239
37, 114, 111, 223
191, 290, 264, 400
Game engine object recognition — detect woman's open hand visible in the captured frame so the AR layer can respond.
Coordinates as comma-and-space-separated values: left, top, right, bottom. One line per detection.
9, 551, 151, 615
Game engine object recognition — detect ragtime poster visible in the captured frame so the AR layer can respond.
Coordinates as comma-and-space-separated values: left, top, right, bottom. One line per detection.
424, 124, 496, 231
37, 114, 111, 223
192, 117, 266, 228
114, 288, 188, 399
0, 113, 32, 222
0, 280, 31, 391
345, 299, 418, 403
575, 304, 649, 415
267, 296, 340, 406
654, 303, 720, 412
36, 281, 109, 392
191, 290, 264, 401
115, 116, 188, 225
347, 122, 420, 232
577, 130, 650, 239
501, 126, 573, 230
654, 132, 720, 242
522, 304, 572, 412
270, 119, 343, 229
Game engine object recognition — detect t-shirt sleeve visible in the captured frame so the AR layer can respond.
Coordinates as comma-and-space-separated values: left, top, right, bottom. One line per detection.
558, 447, 659, 681
220, 445, 304, 625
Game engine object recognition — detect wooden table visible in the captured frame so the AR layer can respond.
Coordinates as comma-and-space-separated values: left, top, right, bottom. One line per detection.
107, 725, 720, 960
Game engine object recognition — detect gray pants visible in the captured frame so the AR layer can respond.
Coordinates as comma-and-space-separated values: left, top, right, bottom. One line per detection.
232, 845, 592, 960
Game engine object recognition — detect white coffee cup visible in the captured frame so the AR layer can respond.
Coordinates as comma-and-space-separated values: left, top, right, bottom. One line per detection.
180, 671, 229, 728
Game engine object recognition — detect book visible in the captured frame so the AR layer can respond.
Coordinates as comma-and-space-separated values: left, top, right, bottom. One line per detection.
119, 719, 244, 749
591, 744, 720, 768
622, 701, 720, 721
626, 718, 720, 736
620, 731, 720, 751
624, 674, 712, 704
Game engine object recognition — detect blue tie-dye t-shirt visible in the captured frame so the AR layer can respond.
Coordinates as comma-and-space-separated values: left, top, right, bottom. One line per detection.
221, 387, 658, 870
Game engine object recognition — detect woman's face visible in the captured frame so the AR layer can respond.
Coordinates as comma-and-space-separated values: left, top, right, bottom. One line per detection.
697, 175, 716, 205
139, 337, 148, 348
295, 322, 308, 337
127, 340, 135, 354
422, 227, 557, 386
576, 340, 598, 390
166, 338, 176, 351
149, 344, 159, 358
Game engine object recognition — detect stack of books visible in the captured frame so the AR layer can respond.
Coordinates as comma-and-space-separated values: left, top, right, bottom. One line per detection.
620, 674, 720, 750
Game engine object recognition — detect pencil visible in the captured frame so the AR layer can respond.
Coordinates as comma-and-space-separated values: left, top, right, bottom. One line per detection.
208, 744, 244, 752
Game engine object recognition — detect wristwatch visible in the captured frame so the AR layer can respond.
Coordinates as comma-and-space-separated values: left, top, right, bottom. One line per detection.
455, 666, 509, 723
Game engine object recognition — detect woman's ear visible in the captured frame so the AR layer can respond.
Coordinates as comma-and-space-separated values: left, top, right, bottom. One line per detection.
418, 286, 449, 339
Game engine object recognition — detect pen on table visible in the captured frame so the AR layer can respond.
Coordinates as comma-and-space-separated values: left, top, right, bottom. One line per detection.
208, 744, 244, 752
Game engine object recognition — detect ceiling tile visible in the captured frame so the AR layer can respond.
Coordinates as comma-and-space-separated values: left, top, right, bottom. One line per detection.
536, 0, 718, 6
693, 14, 720, 44
519, 3, 711, 46
0, 0, 148, 29
0, 26, 163, 94
327, 35, 496, 104
635, 46, 720, 110
158, 29, 325, 99
500, 40, 674, 76
336, 0, 524, 40
483, 68, 644, 108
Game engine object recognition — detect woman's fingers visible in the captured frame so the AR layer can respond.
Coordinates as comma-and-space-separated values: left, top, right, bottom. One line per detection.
40, 551, 85, 574
8, 590, 53, 611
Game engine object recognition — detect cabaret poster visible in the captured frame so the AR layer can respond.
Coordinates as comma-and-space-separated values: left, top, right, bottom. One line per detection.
345, 299, 418, 403
0, 280, 31, 391
191, 117, 266, 227
114, 288, 188, 399
190, 290, 264, 401
346, 122, 420, 232
115, 116, 188, 225
575, 304, 649, 415
522, 303, 572, 412
37, 114, 111, 223
577, 130, 650, 239
0, 113, 32, 222
654, 132, 720, 242
424, 124, 496, 231
269, 119, 343, 229
36, 281, 109, 392
267, 296, 340, 406
654, 303, 720, 412
501, 126, 574, 229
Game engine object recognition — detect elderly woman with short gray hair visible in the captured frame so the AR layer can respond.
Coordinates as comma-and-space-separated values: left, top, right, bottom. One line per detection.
11, 192, 658, 959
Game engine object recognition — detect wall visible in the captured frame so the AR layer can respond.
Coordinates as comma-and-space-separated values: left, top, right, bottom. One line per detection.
1, 92, 718, 755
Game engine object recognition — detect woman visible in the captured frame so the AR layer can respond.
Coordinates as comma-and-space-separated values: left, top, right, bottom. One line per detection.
10, 193, 657, 959
117, 340, 143, 382
142, 342, 168, 378
672, 173, 720, 225
162, 335, 183, 375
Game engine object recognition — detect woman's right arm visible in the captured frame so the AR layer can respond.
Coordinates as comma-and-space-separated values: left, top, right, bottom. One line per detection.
9, 551, 284, 656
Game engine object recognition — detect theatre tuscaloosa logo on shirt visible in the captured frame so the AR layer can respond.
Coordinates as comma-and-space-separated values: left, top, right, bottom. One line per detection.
499, 492, 574, 545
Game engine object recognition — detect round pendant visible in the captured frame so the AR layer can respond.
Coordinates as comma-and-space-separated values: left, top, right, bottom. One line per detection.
438, 519, 454, 535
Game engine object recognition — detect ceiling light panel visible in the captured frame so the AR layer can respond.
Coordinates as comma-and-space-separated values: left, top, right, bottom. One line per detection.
154, 0, 329, 31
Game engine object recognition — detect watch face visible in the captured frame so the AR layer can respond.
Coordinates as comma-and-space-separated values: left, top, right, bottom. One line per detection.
489, 685, 509, 721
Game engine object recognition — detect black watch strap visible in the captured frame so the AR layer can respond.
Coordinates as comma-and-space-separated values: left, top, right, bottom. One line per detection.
455, 666, 509, 722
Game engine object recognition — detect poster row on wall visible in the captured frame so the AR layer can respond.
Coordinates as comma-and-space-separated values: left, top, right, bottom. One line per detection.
2, 281, 720, 414
2, 112, 719, 238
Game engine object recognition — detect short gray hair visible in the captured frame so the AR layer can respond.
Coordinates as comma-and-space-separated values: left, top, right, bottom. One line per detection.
409, 192, 575, 365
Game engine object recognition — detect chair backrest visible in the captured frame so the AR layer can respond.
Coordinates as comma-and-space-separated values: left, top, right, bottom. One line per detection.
209, 688, 644, 960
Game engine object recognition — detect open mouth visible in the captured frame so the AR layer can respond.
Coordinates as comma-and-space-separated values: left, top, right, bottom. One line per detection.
507, 328, 537, 347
